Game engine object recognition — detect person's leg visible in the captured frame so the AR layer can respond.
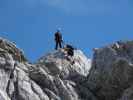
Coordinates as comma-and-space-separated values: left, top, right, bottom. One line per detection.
55, 42, 58, 50
59, 41, 62, 48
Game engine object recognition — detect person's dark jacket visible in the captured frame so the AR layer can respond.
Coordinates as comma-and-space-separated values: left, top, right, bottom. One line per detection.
55, 32, 62, 42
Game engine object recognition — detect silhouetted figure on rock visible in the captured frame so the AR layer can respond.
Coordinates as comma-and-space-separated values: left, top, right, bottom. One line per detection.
64, 44, 75, 65
54, 29, 63, 50
64, 44, 74, 56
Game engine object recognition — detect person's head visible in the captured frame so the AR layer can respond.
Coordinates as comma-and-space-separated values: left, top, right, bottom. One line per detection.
57, 28, 61, 32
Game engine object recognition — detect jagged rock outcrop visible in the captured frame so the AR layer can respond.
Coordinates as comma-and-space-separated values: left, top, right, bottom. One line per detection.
37, 49, 91, 80
86, 41, 133, 100
29, 49, 92, 100
0, 37, 93, 100
0, 38, 49, 100
1, 37, 133, 100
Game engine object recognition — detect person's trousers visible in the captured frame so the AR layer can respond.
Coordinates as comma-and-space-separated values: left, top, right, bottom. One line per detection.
55, 41, 62, 50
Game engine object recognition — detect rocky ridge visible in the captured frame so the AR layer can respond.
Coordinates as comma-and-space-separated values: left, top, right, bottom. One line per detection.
0, 38, 133, 100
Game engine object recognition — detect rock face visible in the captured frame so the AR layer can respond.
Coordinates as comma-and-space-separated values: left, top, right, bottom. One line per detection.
1, 37, 133, 100
87, 41, 133, 100
38, 49, 91, 80
0, 37, 92, 100
0, 38, 49, 100
30, 49, 92, 100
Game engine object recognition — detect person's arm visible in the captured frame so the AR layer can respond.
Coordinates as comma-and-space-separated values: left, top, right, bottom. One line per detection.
60, 33, 63, 42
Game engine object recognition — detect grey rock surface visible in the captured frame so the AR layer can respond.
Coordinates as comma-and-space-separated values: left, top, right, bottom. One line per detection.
0, 38, 93, 100
87, 41, 133, 100
1, 37, 133, 100
38, 49, 91, 79
118, 85, 133, 100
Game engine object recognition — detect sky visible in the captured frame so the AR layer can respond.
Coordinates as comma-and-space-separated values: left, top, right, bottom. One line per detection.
0, 0, 133, 62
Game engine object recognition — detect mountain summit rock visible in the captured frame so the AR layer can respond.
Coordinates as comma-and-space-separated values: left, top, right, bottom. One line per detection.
0, 38, 133, 100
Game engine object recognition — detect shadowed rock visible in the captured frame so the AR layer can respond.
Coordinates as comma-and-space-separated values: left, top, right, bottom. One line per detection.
86, 41, 133, 100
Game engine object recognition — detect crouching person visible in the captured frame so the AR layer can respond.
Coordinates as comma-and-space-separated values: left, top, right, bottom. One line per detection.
63, 44, 75, 65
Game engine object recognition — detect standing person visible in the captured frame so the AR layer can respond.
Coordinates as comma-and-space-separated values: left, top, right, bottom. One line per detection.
54, 29, 63, 50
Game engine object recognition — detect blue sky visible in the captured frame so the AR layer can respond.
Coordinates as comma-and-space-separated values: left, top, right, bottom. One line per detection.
0, 0, 133, 62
